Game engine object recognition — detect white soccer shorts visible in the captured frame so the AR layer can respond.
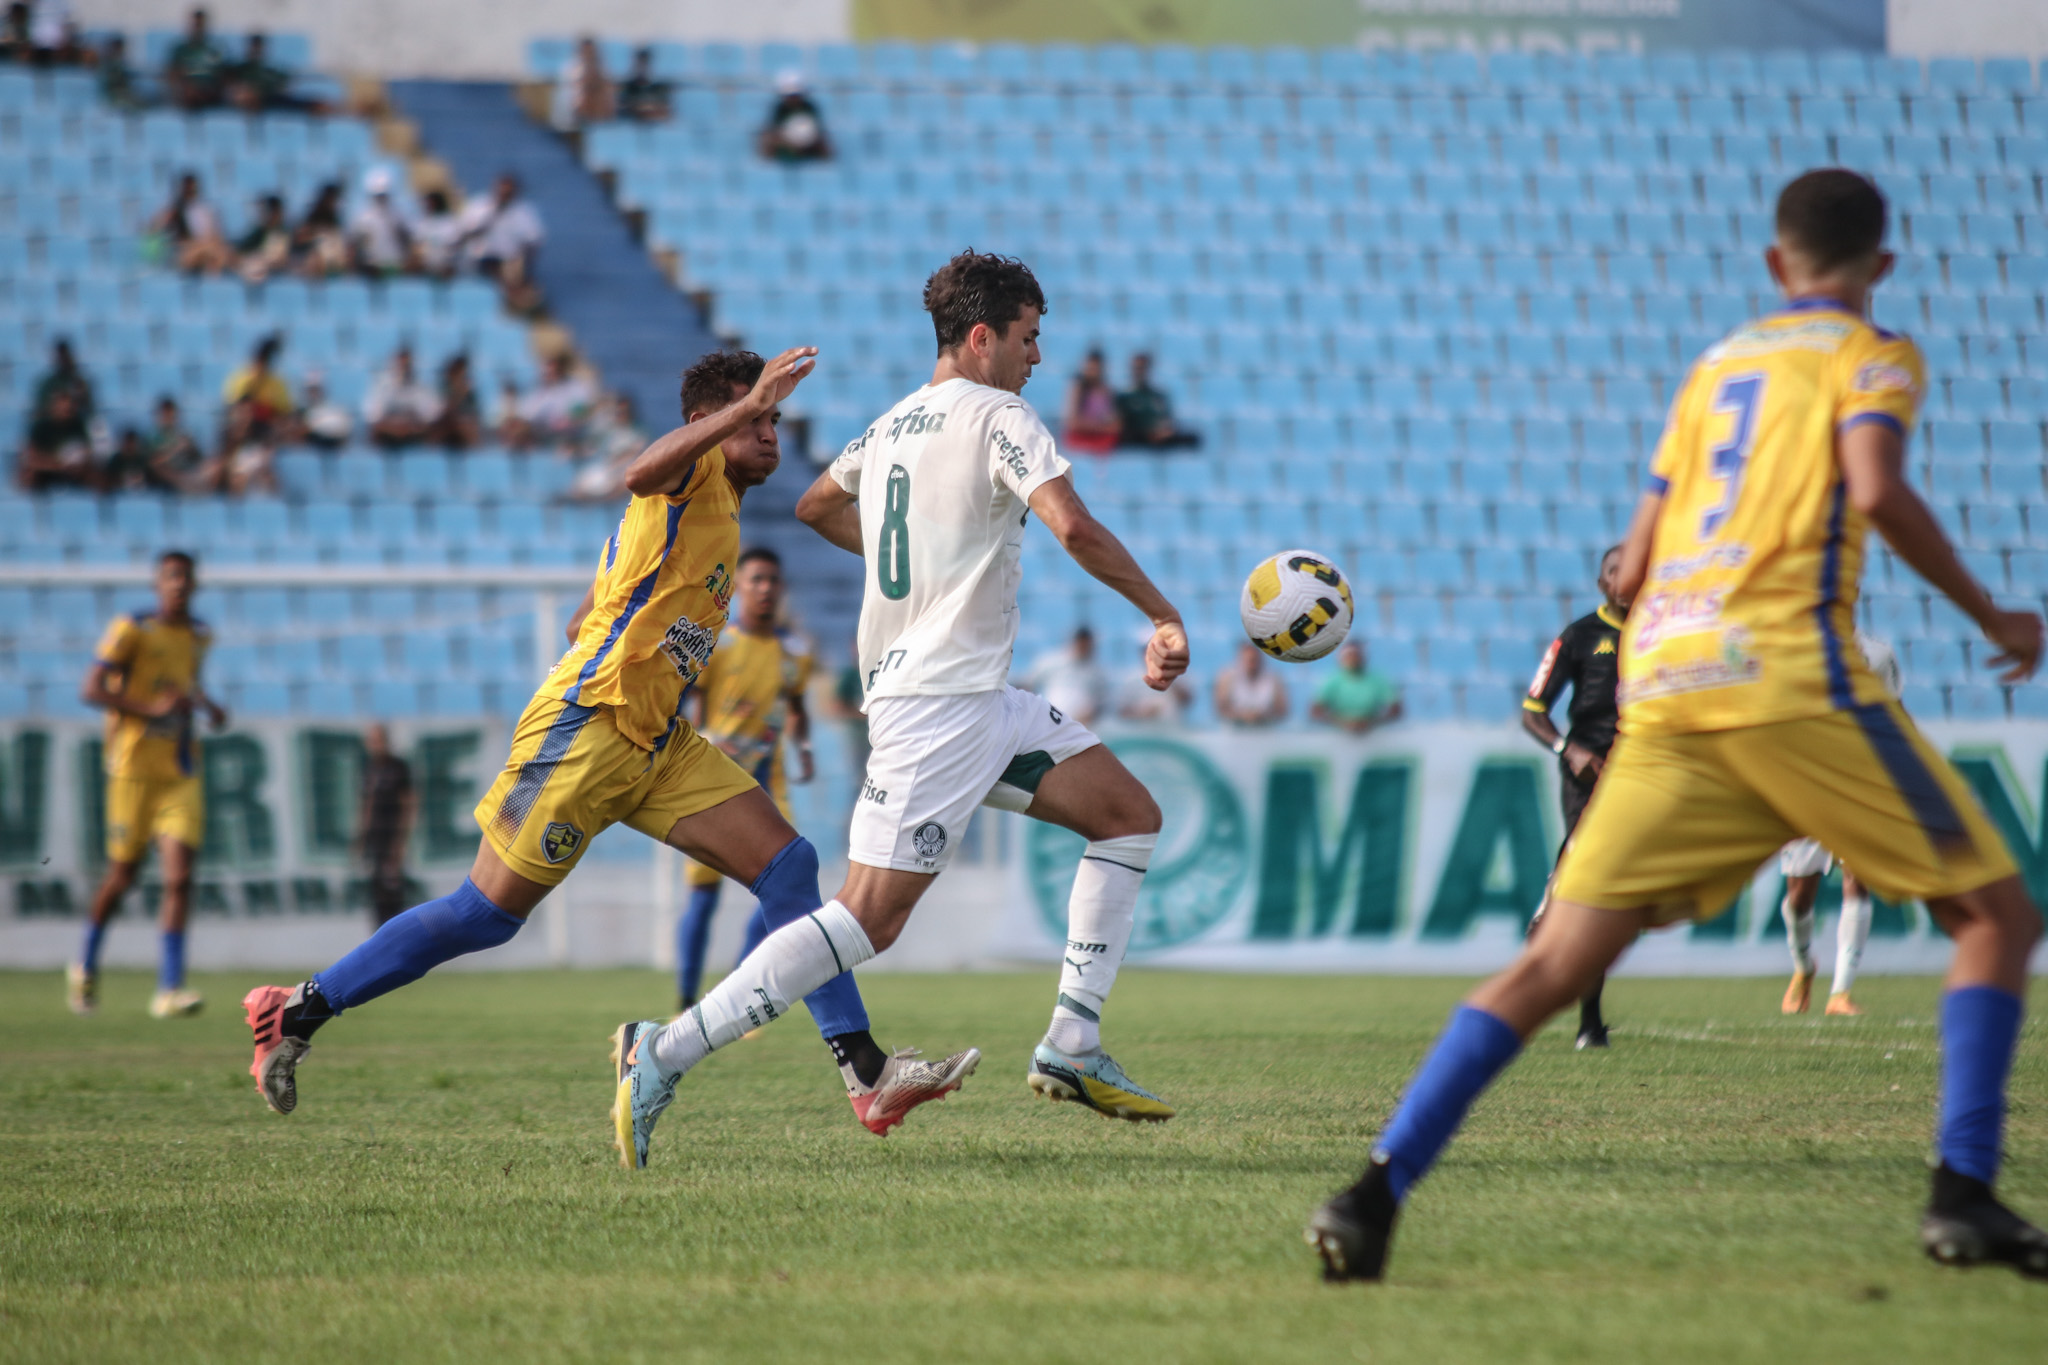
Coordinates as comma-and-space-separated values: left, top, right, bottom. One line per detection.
1778, 838, 1836, 878
849, 685, 1100, 873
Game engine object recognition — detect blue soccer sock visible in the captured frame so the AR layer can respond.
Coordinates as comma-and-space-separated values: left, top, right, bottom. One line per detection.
738, 905, 770, 963
157, 930, 186, 991
1936, 984, 2024, 1183
312, 878, 524, 1012
1374, 1005, 1525, 1201
676, 883, 721, 1003
749, 837, 870, 1039
79, 918, 109, 974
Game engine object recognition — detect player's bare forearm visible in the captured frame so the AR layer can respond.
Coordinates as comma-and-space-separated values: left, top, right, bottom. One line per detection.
1614, 492, 1663, 605
1522, 706, 1562, 750
788, 692, 810, 745
795, 472, 863, 555
81, 665, 171, 718
1029, 480, 1177, 626
623, 346, 817, 496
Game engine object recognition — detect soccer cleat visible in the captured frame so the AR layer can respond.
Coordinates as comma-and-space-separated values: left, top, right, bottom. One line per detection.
1921, 1165, 2048, 1279
610, 1019, 680, 1171
66, 964, 97, 1016
1575, 1026, 1610, 1050
845, 1047, 981, 1135
1027, 1042, 1175, 1122
243, 985, 310, 1115
149, 988, 204, 1018
1307, 1153, 1401, 1283
1782, 969, 1814, 1015
1825, 992, 1861, 1017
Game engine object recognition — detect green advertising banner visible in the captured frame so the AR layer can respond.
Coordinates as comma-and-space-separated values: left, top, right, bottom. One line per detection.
854, 0, 1885, 53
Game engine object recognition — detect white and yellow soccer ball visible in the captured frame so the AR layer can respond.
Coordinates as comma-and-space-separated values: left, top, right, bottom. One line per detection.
1240, 549, 1355, 663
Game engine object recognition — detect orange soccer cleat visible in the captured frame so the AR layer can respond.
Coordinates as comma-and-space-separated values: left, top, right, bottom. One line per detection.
1782, 969, 1814, 1015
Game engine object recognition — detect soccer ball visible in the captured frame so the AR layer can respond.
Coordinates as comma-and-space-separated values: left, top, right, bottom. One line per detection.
1240, 549, 1355, 663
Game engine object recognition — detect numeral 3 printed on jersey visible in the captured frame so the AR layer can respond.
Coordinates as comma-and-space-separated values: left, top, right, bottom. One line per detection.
1699, 372, 1765, 540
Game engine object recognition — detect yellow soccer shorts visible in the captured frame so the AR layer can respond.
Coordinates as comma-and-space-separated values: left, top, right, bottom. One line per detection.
685, 764, 788, 889
1555, 701, 2017, 925
475, 695, 758, 886
105, 774, 203, 863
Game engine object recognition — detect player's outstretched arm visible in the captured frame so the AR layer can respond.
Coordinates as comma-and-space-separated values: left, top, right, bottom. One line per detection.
623, 346, 817, 497
79, 661, 181, 720
795, 470, 863, 555
1028, 476, 1187, 690
1841, 421, 2044, 681
1613, 490, 1663, 607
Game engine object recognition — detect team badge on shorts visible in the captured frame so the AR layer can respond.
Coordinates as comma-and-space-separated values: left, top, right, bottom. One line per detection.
540, 820, 584, 865
911, 820, 948, 861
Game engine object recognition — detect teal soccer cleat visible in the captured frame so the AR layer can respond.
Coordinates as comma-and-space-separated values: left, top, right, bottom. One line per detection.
1027, 1042, 1176, 1122
610, 1019, 681, 1170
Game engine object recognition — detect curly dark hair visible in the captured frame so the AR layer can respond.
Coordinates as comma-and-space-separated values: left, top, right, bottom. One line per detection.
1775, 168, 1887, 272
923, 250, 1047, 355
680, 348, 765, 419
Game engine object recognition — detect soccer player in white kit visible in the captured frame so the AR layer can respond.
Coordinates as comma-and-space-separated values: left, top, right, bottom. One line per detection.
611, 252, 1190, 1160
1779, 632, 1902, 1017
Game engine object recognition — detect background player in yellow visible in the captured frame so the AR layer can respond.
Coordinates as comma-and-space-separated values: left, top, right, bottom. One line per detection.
68, 550, 228, 1019
1308, 169, 2048, 1283
242, 350, 974, 1154
674, 545, 817, 1009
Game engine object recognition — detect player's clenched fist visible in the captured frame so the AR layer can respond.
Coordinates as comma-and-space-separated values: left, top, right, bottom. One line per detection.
1145, 619, 1189, 691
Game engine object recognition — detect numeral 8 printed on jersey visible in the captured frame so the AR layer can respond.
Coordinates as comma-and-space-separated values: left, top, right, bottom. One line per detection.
1239, 550, 1356, 663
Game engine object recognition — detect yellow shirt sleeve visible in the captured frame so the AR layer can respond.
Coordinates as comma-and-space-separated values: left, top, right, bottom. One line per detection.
1645, 364, 1702, 494
664, 444, 724, 503
95, 614, 139, 667
1836, 332, 1926, 440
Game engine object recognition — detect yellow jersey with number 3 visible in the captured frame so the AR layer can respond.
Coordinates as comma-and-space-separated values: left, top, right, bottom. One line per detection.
1620, 298, 1926, 737
536, 448, 739, 751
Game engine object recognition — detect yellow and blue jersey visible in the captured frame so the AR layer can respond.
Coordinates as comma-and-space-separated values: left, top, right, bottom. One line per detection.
537, 448, 740, 751
1621, 298, 1926, 736
695, 625, 812, 790
94, 610, 210, 780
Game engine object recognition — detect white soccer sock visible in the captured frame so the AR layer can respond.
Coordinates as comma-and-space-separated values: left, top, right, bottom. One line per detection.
649, 900, 874, 1076
1783, 895, 1815, 975
1046, 832, 1155, 1055
1833, 890, 1873, 996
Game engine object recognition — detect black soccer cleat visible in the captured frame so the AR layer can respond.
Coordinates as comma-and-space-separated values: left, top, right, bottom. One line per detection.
1306, 1153, 1401, 1283
1921, 1164, 2048, 1280
1575, 1026, 1611, 1050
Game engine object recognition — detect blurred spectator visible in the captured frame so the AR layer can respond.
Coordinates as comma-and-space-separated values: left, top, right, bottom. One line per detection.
457, 174, 545, 314
34, 339, 94, 422
1116, 636, 1192, 724
349, 168, 413, 275
293, 181, 350, 277
357, 723, 415, 927
565, 392, 641, 500
98, 33, 144, 108
1115, 352, 1201, 450
1020, 625, 1108, 726
1214, 642, 1289, 727
233, 193, 293, 283
501, 352, 593, 449
433, 354, 483, 449
553, 35, 615, 131
618, 46, 673, 123
830, 644, 870, 789
758, 71, 832, 163
412, 187, 462, 277
149, 172, 233, 274
1310, 641, 1404, 735
3, 1, 86, 66
145, 396, 210, 488
0, 4, 29, 63
17, 388, 95, 490
364, 346, 442, 448
224, 30, 315, 113
102, 427, 166, 491
298, 371, 354, 449
218, 334, 291, 494
163, 6, 226, 110
1062, 350, 1121, 455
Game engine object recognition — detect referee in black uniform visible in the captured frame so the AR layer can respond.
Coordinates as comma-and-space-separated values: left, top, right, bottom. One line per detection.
1521, 545, 1625, 1049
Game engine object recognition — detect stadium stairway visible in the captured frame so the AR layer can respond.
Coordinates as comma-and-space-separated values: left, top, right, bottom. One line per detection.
386, 80, 862, 653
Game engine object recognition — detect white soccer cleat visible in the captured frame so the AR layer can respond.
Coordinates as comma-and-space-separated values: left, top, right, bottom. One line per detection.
149, 987, 204, 1018
846, 1047, 980, 1135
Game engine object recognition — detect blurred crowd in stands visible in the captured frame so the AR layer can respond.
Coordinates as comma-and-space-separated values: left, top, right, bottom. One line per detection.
550, 34, 834, 163
1018, 627, 1404, 731
1, 5, 327, 112
1062, 351, 1201, 454
14, 336, 646, 500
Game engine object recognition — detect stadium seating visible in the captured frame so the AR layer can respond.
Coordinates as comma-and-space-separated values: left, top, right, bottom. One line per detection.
560, 42, 2048, 721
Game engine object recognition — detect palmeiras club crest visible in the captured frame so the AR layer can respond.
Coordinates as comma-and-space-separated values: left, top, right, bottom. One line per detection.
912, 821, 948, 860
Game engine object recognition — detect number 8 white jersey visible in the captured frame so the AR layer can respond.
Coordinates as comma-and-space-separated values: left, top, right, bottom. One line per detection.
829, 377, 1071, 707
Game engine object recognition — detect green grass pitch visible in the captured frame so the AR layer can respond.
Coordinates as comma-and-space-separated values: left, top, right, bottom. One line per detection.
2, 968, 2042, 1362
